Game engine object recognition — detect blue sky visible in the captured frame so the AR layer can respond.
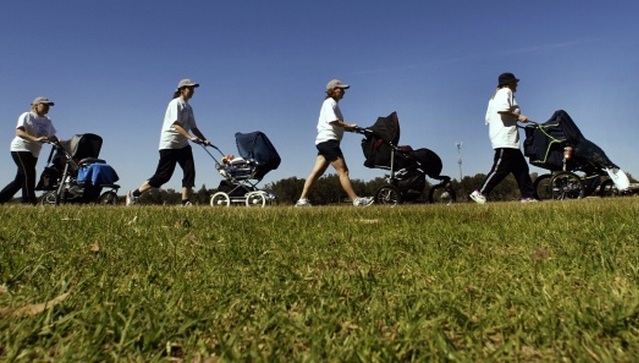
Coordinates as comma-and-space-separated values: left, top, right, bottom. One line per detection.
2, 1, 638, 195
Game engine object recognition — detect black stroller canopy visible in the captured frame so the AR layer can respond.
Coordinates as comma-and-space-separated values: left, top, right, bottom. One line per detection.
524, 110, 618, 170
235, 131, 281, 180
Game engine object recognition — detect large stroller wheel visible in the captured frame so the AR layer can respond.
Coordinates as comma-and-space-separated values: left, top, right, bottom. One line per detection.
598, 179, 621, 197
375, 185, 401, 206
551, 171, 585, 200
534, 174, 553, 200
245, 191, 267, 207
39, 191, 59, 206
428, 182, 456, 205
210, 191, 231, 207
98, 191, 119, 205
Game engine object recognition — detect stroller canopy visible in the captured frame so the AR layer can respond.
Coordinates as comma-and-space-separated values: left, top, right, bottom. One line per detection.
524, 110, 617, 171
235, 131, 281, 180
361, 112, 443, 178
362, 112, 400, 168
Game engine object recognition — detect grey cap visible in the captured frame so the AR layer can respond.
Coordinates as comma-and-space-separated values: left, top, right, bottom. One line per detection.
177, 79, 200, 89
31, 97, 55, 106
326, 79, 350, 91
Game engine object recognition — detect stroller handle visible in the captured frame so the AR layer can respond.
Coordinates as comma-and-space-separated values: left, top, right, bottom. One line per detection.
352, 126, 373, 135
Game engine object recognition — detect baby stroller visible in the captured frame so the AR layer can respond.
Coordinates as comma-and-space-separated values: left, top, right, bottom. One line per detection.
36, 133, 120, 205
357, 112, 456, 205
523, 109, 629, 200
201, 131, 280, 207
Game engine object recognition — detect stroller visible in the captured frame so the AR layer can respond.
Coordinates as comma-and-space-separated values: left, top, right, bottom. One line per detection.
357, 112, 456, 205
201, 131, 281, 207
523, 109, 629, 200
36, 133, 120, 205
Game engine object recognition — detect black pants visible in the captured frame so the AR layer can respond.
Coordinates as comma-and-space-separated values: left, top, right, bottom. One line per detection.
0, 151, 38, 204
146, 146, 196, 189
478, 148, 534, 199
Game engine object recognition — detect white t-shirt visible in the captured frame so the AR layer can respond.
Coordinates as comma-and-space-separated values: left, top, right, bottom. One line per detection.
485, 87, 521, 149
10, 111, 57, 157
158, 97, 198, 150
315, 98, 344, 144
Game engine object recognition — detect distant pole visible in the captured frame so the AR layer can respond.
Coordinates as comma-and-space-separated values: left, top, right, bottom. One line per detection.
455, 142, 463, 181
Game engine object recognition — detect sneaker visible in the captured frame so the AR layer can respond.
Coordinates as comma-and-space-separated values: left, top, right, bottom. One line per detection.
520, 198, 539, 203
295, 198, 311, 207
470, 190, 486, 205
353, 196, 374, 207
126, 190, 138, 206
182, 201, 193, 207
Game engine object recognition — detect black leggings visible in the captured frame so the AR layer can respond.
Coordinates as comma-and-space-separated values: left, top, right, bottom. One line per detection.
0, 151, 38, 204
146, 146, 196, 189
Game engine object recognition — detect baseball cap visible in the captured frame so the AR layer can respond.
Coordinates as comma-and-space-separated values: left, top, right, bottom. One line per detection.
31, 97, 55, 106
177, 79, 200, 89
326, 79, 350, 91
498, 72, 519, 86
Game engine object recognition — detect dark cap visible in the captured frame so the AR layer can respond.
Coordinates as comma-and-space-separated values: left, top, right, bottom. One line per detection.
498, 72, 519, 86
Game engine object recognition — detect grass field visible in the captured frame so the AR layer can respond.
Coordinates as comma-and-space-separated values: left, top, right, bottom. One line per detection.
1, 198, 639, 361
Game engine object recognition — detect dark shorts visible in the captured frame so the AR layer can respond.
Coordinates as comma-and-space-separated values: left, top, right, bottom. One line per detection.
147, 145, 195, 188
316, 140, 344, 162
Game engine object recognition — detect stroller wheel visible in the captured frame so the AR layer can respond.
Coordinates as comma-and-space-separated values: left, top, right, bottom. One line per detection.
98, 191, 119, 205
428, 183, 456, 205
210, 191, 231, 207
245, 191, 267, 207
534, 174, 553, 200
39, 191, 59, 206
598, 179, 621, 197
375, 185, 401, 206
551, 171, 585, 200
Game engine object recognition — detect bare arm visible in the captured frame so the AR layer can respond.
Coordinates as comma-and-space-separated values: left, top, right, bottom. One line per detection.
16, 127, 50, 143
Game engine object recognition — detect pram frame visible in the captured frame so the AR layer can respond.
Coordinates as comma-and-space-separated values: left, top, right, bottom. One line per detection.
356, 127, 456, 205
524, 121, 619, 200
39, 136, 120, 206
199, 143, 273, 207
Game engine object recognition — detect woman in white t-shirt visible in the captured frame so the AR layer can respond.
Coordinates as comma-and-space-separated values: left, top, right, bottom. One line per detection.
295, 79, 373, 207
469, 72, 535, 204
0, 97, 58, 205
127, 79, 212, 206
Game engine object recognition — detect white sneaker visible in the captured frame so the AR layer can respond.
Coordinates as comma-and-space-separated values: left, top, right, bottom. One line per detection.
126, 190, 138, 206
182, 201, 193, 207
520, 198, 539, 203
353, 196, 374, 207
470, 190, 486, 205
295, 198, 311, 207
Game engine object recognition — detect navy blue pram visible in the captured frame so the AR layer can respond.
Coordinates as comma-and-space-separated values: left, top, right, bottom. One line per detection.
202, 131, 280, 207
523, 110, 627, 199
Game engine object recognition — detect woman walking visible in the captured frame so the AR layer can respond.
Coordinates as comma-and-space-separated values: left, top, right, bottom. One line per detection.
127, 79, 212, 206
0, 97, 58, 205
296, 79, 373, 207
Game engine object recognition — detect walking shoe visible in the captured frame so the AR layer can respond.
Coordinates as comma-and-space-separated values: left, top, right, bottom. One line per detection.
353, 196, 374, 207
469, 190, 486, 205
295, 198, 311, 207
126, 190, 138, 206
520, 198, 539, 203
182, 201, 193, 207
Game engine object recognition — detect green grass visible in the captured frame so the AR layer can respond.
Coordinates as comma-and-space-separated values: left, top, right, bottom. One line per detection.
1, 198, 639, 361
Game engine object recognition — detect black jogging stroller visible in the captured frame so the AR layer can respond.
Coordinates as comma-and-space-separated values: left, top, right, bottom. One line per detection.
523, 109, 629, 200
36, 133, 120, 205
356, 112, 456, 205
200, 131, 280, 207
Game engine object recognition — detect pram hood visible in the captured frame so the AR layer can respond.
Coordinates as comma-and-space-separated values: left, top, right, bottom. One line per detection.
361, 112, 443, 178
234, 131, 281, 180
524, 110, 617, 171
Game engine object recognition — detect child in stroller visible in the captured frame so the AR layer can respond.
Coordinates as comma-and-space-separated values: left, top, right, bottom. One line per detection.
523, 109, 629, 199
36, 133, 120, 205
357, 112, 456, 205
201, 131, 280, 207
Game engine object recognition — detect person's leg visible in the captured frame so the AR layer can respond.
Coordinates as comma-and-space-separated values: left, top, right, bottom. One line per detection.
477, 149, 511, 196
299, 155, 330, 200
177, 146, 195, 204
128, 150, 177, 205
21, 153, 38, 204
329, 156, 358, 201
511, 150, 535, 199
0, 152, 33, 204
